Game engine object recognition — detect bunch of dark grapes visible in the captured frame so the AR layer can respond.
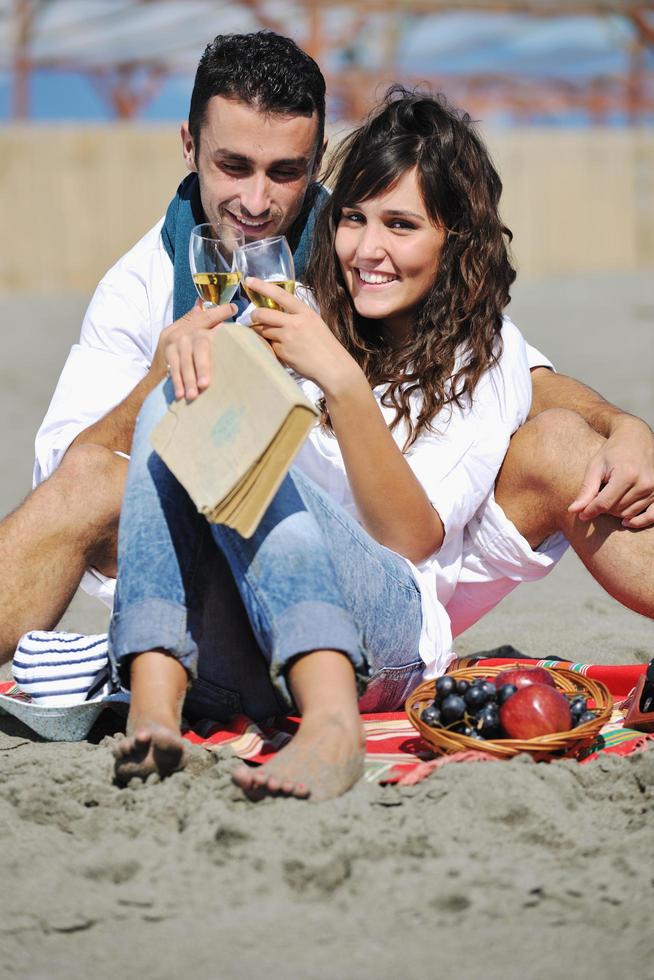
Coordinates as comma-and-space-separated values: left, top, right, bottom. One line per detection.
420, 675, 508, 740
568, 695, 597, 727
420, 675, 596, 740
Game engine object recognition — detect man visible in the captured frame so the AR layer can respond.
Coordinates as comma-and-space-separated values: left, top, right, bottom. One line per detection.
0, 30, 652, 666
0, 31, 328, 660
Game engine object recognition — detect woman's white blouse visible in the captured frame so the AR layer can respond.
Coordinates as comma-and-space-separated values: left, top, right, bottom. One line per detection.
293, 318, 533, 679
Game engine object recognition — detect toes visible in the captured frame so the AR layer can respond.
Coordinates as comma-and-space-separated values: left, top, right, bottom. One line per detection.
112, 727, 185, 785
152, 740, 186, 778
113, 728, 153, 756
263, 773, 282, 794
232, 767, 267, 802
114, 757, 146, 786
250, 769, 270, 789
112, 737, 131, 760
112, 733, 150, 762
233, 764, 311, 800
232, 763, 257, 790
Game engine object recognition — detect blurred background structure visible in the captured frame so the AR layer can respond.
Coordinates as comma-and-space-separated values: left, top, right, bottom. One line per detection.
2, 1, 654, 124
1, 0, 653, 289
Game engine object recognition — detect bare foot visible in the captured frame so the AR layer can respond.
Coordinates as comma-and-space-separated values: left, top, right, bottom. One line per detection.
113, 721, 188, 785
112, 650, 189, 785
232, 712, 365, 802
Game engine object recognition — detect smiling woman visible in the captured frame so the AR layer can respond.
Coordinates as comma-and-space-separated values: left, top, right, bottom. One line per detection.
335, 170, 445, 346
108, 85, 539, 802
308, 86, 517, 452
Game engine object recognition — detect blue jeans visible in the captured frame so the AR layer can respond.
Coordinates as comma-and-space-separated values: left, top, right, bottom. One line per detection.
109, 380, 424, 720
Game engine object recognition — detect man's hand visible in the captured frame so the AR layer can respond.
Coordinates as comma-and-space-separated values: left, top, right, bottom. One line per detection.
152, 299, 237, 401
568, 415, 654, 528
529, 368, 654, 530
69, 300, 237, 457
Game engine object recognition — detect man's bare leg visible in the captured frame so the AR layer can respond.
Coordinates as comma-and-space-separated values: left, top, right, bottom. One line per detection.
114, 648, 365, 800
496, 409, 654, 617
0, 444, 127, 662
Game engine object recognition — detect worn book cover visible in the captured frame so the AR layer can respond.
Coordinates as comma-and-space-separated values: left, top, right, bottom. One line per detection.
150, 323, 318, 537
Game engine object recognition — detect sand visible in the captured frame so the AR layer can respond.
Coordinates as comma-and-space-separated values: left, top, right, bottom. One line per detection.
0, 274, 653, 979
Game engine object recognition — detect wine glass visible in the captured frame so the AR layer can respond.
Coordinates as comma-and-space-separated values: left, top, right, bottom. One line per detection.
235, 236, 295, 311
189, 223, 244, 308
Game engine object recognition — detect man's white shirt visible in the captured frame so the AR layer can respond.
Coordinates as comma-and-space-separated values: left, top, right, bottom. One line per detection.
34, 219, 173, 487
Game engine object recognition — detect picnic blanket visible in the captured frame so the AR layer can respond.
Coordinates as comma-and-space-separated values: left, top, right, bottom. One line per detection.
184, 657, 654, 785
1, 657, 652, 784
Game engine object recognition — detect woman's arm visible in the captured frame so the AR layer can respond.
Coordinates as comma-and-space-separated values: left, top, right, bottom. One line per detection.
248, 280, 443, 563
323, 369, 444, 562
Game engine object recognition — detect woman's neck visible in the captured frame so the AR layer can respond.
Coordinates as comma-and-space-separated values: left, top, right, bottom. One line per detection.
381, 316, 413, 349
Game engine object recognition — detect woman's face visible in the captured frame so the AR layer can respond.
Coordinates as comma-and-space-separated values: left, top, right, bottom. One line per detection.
334, 167, 446, 344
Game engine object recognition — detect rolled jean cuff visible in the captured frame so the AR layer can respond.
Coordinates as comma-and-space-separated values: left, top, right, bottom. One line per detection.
269, 601, 368, 710
108, 598, 199, 688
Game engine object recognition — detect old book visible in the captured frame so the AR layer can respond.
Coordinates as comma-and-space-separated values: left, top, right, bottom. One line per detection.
150, 323, 319, 538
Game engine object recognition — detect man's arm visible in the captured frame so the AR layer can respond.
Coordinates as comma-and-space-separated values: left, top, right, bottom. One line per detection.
68, 371, 164, 456
33, 215, 235, 474
33, 220, 175, 486
530, 367, 654, 528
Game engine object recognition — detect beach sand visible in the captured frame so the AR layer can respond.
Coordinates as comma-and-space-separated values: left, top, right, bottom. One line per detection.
0, 274, 652, 979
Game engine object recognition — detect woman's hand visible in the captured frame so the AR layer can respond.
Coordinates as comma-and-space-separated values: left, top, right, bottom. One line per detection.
248, 282, 443, 562
247, 278, 361, 396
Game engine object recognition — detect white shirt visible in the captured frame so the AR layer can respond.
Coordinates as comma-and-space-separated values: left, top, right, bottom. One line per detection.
33, 216, 554, 622
34, 218, 173, 487
294, 318, 532, 679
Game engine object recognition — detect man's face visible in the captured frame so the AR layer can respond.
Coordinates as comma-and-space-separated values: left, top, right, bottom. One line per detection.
181, 95, 324, 242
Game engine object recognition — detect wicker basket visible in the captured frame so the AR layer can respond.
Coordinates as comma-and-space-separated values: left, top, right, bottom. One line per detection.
405, 664, 613, 761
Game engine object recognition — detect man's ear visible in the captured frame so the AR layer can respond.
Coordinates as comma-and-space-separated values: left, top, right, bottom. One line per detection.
181, 122, 198, 173
312, 137, 328, 179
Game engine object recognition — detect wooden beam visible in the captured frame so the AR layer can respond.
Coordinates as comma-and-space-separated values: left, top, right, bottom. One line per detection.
294, 0, 641, 13
628, 7, 654, 50
90, 64, 166, 119
11, 0, 32, 120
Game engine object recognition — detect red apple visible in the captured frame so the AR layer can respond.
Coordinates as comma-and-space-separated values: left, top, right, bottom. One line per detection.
499, 683, 572, 739
495, 666, 556, 690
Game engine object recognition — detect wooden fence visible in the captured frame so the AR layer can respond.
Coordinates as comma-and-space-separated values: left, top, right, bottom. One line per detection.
1, 123, 652, 293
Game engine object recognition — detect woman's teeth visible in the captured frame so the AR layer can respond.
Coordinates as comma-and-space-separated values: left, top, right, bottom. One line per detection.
358, 269, 396, 284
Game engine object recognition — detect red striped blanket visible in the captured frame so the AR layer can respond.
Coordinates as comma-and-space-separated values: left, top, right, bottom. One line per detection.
184, 658, 654, 785
1, 658, 651, 784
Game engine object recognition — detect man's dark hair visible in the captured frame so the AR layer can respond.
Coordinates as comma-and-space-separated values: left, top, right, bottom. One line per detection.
188, 31, 326, 155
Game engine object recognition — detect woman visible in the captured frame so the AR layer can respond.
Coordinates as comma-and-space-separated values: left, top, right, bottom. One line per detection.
109, 87, 532, 800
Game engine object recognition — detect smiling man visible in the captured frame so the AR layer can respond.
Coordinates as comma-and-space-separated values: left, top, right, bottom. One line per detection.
0, 32, 328, 657
183, 95, 322, 241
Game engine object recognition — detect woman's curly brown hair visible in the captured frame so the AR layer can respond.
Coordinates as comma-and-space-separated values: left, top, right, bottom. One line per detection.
305, 86, 516, 448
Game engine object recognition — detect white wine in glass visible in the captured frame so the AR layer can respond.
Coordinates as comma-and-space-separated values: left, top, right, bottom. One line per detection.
189, 223, 245, 308
235, 236, 295, 311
